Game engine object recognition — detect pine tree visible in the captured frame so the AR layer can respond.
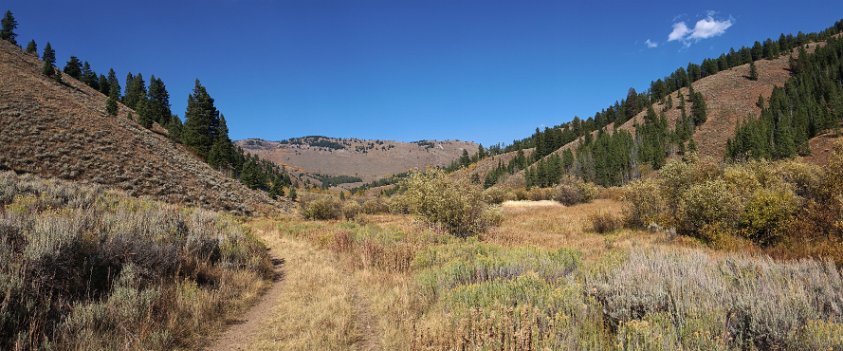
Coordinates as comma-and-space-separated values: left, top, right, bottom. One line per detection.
123, 73, 146, 110
182, 80, 221, 159
167, 115, 183, 142
748, 60, 758, 81
25, 40, 36, 55
106, 69, 120, 98
0, 10, 17, 45
41, 42, 55, 77
98, 74, 109, 95
105, 86, 120, 116
81, 62, 98, 89
136, 98, 152, 128
691, 91, 707, 125
459, 149, 470, 167
63, 56, 82, 79
146, 76, 171, 125
288, 186, 297, 201
207, 115, 235, 170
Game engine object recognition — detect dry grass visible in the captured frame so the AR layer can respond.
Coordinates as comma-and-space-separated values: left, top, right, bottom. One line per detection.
242, 190, 843, 350
0, 40, 284, 215
0, 171, 271, 350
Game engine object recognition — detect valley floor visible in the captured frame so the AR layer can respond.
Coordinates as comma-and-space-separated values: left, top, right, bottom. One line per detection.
209, 198, 843, 350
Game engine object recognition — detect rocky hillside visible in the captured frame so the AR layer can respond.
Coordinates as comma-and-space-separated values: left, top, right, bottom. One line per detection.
237, 136, 477, 184
0, 40, 284, 214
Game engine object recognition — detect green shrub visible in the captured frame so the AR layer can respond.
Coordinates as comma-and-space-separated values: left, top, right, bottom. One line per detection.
772, 160, 823, 198
386, 196, 410, 214
740, 188, 799, 246
402, 169, 497, 237
525, 187, 554, 201
361, 197, 390, 214
300, 196, 342, 220
341, 200, 362, 221
622, 179, 666, 228
482, 187, 517, 204
678, 179, 742, 239
553, 178, 597, 206
659, 158, 721, 224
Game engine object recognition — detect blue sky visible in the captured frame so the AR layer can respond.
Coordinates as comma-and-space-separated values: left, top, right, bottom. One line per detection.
5, 0, 841, 145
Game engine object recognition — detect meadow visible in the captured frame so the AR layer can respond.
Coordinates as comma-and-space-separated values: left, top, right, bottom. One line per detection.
246, 197, 842, 350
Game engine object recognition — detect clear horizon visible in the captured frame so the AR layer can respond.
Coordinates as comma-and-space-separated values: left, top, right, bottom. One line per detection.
6, 0, 841, 146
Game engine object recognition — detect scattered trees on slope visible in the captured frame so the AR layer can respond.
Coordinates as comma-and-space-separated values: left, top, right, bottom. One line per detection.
40, 42, 55, 77
477, 20, 843, 188
727, 36, 843, 161
24, 39, 35, 54
62, 56, 82, 79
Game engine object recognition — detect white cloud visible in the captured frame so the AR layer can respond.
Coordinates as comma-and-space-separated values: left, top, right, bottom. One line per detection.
668, 22, 690, 42
688, 16, 732, 40
645, 39, 658, 48
667, 14, 733, 46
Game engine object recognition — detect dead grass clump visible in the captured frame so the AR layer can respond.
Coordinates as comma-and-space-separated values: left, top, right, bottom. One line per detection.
482, 186, 517, 204
300, 195, 342, 220
553, 177, 597, 206
589, 211, 623, 234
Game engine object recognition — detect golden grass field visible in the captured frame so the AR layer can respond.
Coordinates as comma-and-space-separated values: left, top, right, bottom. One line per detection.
230, 194, 843, 351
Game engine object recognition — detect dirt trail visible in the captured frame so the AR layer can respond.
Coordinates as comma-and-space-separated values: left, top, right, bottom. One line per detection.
205, 247, 286, 351
205, 222, 380, 351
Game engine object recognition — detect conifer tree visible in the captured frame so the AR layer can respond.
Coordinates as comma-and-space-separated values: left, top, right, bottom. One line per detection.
25, 40, 36, 55
208, 115, 235, 170
63, 56, 82, 79
98, 74, 109, 95
123, 73, 146, 110
106, 81, 119, 116
288, 186, 297, 201
167, 115, 183, 141
146, 76, 172, 125
690, 91, 707, 125
41, 42, 55, 77
182, 80, 221, 159
0, 10, 17, 45
748, 60, 758, 81
106, 69, 120, 98
136, 98, 152, 128
81, 61, 98, 89
459, 149, 470, 167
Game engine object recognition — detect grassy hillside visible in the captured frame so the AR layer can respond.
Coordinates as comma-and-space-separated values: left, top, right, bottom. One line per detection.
492, 39, 834, 188
0, 40, 285, 214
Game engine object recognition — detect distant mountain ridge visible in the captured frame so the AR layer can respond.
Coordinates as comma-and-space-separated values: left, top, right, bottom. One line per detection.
237, 136, 477, 185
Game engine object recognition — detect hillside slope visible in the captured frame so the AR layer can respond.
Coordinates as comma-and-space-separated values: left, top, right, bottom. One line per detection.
237, 136, 477, 184
0, 40, 283, 214
497, 41, 825, 187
